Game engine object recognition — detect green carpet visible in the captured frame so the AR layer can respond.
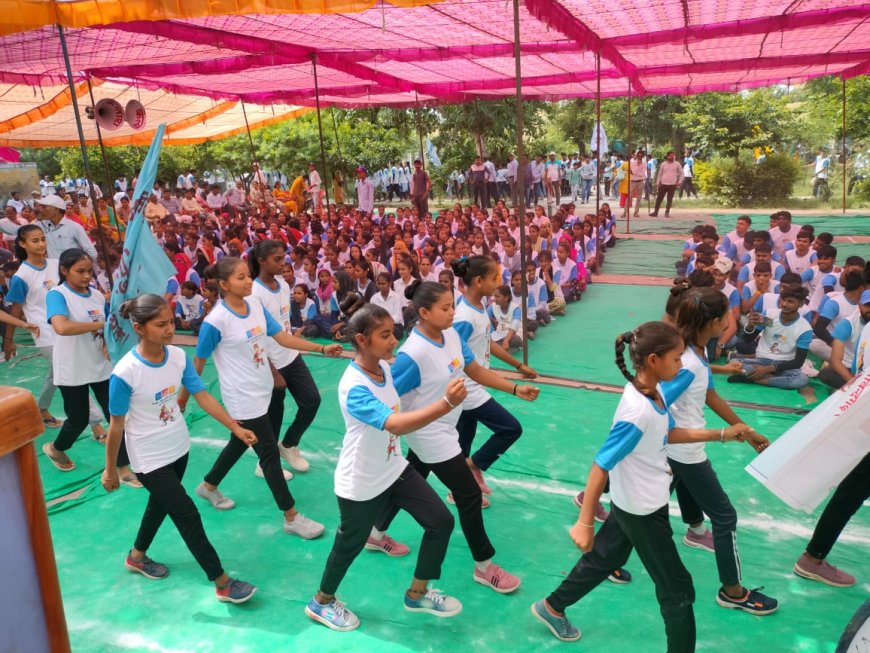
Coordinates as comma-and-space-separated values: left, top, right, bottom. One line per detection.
595, 239, 683, 277
714, 213, 869, 236
615, 217, 707, 235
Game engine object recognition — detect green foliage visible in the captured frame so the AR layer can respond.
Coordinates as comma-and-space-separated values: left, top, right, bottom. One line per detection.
696, 153, 801, 205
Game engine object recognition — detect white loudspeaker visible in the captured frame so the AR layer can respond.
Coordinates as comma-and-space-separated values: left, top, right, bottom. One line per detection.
124, 100, 147, 131
94, 98, 124, 131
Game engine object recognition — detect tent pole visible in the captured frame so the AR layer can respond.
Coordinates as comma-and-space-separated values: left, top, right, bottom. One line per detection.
239, 100, 261, 199
311, 54, 331, 215
512, 0, 529, 368
626, 80, 632, 235
842, 76, 847, 214
85, 75, 121, 240
57, 25, 113, 289
414, 91, 426, 172
595, 52, 601, 215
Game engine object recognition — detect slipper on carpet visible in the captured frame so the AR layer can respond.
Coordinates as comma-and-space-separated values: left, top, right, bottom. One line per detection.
42, 443, 76, 471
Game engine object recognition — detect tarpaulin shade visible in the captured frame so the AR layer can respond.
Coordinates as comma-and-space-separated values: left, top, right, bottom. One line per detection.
0, 80, 311, 146
0, 0, 867, 110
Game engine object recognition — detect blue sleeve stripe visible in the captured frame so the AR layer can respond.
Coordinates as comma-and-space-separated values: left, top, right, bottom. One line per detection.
461, 337, 475, 365
45, 289, 69, 323
195, 322, 221, 359
263, 306, 283, 336
6, 275, 28, 304
346, 384, 394, 430
659, 368, 695, 405
108, 374, 133, 416
796, 330, 813, 349
453, 320, 473, 343
594, 421, 644, 471
182, 356, 208, 395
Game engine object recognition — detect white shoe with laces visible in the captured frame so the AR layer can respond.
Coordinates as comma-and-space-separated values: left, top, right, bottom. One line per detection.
255, 462, 293, 480
284, 514, 325, 539
279, 444, 310, 472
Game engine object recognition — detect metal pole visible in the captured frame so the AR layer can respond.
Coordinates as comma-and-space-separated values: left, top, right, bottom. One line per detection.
842, 76, 847, 214
414, 91, 426, 171
512, 0, 529, 367
626, 80, 632, 235
85, 76, 122, 239
595, 52, 601, 215
311, 54, 331, 215
57, 25, 114, 289
239, 100, 261, 199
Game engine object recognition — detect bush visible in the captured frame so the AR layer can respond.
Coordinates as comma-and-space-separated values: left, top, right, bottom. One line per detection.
695, 153, 801, 206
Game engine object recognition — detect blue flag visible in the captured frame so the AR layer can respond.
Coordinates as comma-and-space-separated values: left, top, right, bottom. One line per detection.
105, 124, 176, 363
426, 138, 442, 168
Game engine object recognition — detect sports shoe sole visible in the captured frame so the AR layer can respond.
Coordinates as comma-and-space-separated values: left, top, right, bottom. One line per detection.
715, 594, 779, 616
364, 542, 410, 557
529, 602, 581, 642
304, 605, 359, 631
683, 534, 716, 553
473, 572, 521, 594
404, 602, 462, 618
793, 563, 855, 588
607, 573, 631, 585
217, 587, 258, 605
254, 465, 293, 481
125, 561, 169, 580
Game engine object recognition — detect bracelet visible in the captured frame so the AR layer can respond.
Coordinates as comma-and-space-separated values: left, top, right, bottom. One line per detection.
443, 395, 456, 409
720, 427, 725, 443
578, 522, 595, 529
320, 345, 325, 354
512, 384, 518, 396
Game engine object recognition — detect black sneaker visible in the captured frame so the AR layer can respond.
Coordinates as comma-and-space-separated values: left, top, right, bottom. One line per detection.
716, 586, 779, 615
607, 568, 632, 584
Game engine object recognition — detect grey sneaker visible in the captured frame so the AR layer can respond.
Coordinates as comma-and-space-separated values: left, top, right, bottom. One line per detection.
254, 461, 293, 481
216, 578, 257, 604
125, 552, 169, 580
404, 589, 462, 617
531, 599, 581, 642
195, 482, 236, 510
279, 444, 311, 472
283, 514, 325, 539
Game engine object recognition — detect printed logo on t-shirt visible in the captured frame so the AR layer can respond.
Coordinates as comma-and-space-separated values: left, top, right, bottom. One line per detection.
43, 279, 55, 289
152, 385, 178, 425
245, 325, 264, 339
447, 356, 461, 374
769, 333, 787, 354
385, 403, 400, 461
154, 385, 177, 402
252, 342, 266, 367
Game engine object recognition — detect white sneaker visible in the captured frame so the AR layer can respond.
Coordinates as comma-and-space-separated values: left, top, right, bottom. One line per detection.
283, 514, 325, 539
279, 444, 310, 472
255, 462, 293, 481
801, 360, 820, 378
195, 482, 236, 510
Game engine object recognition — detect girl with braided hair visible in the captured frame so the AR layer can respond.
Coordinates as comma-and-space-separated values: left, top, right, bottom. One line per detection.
531, 321, 765, 650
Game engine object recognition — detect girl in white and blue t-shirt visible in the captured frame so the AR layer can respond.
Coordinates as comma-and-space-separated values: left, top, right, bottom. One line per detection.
5, 225, 107, 435
101, 294, 257, 605
663, 287, 778, 616
41, 248, 139, 485
532, 321, 764, 648
305, 304, 467, 632
179, 257, 342, 540
372, 281, 539, 595
250, 240, 328, 477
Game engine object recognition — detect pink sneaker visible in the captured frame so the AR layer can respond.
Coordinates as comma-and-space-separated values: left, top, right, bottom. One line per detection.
574, 491, 609, 523
364, 534, 410, 557
470, 466, 492, 495
473, 563, 521, 594
794, 553, 856, 587
683, 529, 715, 553
447, 492, 490, 509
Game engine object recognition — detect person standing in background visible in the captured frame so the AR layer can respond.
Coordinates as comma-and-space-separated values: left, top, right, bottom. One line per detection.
410, 160, 431, 218
649, 151, 684, 218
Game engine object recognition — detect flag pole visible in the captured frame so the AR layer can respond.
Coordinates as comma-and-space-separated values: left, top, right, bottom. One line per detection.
512, 0, 529, 368
311, 54, 332, 214
842, 76, 847, 214
414, 91, 426, 171
595, 51, 601, 215
57, 25, 114, 289
625, 79, 632, 236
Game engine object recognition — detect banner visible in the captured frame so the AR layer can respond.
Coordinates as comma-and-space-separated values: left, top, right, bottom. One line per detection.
426, 138, 442, 167
105, 124, 176, 363
745, 371, 870, 513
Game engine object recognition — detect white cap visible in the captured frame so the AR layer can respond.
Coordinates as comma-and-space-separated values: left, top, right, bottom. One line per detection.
713, 257, 734, 274
35, 194, 68, 211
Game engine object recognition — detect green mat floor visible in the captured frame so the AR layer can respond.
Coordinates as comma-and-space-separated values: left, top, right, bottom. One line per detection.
2, 289, 866, 651
713, 213, 869, 236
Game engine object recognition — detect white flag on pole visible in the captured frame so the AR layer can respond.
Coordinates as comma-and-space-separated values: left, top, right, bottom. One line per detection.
590, 121, 608, 155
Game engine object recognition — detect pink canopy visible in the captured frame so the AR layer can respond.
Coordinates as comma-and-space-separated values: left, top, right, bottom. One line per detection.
0, 0, 868, 108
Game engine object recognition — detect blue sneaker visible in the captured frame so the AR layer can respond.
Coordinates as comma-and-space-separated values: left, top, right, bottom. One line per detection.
530, 599, 581, 642
305, 596, 360, 631
607, 567, 632, 584
216, 578, 257, 604
716, 586, 779, 616
403, 589, 462, 617
125, 552, 169, 580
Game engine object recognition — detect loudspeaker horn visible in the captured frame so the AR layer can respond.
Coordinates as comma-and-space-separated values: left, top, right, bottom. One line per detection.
125, 99, 147, 131
94, 98, 125, 131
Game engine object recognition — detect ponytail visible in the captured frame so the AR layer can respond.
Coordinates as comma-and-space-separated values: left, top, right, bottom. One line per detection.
614, 321, 683, 397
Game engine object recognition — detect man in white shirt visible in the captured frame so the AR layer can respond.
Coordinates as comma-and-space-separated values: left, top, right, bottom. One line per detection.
545, 152, 561, 204
36, 195, 97, 260
39, 176, 54, 197
627, 150, 647, 218
356, 166, 375, 215
484, 157, 498, 208
679, 150, 699, 199
223, 180, 247, 214
530, 155, 545, 205
307, 162, 322, 208
769, 211, 803, 257
505, 154, 519, 207
649, 150, 684, 217
205, 185, 225, 214
813, 148, 830, 198
0, 205, 27, 244
6, 191, 26, 214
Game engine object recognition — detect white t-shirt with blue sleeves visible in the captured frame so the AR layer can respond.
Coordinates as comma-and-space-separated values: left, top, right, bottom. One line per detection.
832, 313, 865, 370
488, 302, 521, 343
7, 258, 60, 347
335, 361, 406, 501
250, 276, 298, 369
719, 281, 740, 310
595, 383, 674, 516
738, 260, 784, 283
454, 295, 493, 410
755, 308, 813, 361
661, 346, 713, 464
46, 283, 112, 386
196, 299, 282, 420
819, 292, 859, 332
391, 327, 474, 464
109, 345, 206, 474
175, 294, 204, 322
